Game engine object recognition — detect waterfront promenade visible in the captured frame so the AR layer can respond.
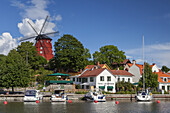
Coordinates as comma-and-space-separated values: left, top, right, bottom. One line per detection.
1, 93, 170, 101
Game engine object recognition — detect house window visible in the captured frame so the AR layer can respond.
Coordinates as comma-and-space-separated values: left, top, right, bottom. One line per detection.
107, 76, 111, 81
40, 47, 43, 49
40, 51, 43, 54
163, 77, 167, 82
128, 78, 130, 82
82, 78, 87, 83
162, 86, 165, 90
82, 85, 84, 89
100, 76, 104, 81
79, 78, 81, 82
122, 78, 125, 82
86, 85, 89, 89
76, 78, 78, 82
168, 86, 170, 91
73, 78, 75, 82
90, 77, 94, 82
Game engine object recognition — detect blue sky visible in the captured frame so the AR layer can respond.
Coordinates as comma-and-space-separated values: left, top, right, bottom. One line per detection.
0, 0, 170, 68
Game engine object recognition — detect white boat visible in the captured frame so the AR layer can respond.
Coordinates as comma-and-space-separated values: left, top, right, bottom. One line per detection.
24, 90, 43, 102
136, 91, 152, 101
51, 89, 67, 102
84, 90, 106, 102
136, 36, 153, 101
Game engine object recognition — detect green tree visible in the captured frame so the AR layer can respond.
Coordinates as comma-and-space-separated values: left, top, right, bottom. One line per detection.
138, 63, 158, 90
53, 34, 91, 72
93, 45, 126, 68
0, 49, 30, 92
17, 41, 47, 70
161, 65, 170, 73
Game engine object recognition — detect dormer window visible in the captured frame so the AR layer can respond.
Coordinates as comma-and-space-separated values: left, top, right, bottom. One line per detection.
163, 77, 167, 82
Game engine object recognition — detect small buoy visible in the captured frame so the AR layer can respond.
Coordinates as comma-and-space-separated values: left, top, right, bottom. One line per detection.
115, 101, 119, 104
94, 100, 98, 103
4, 101, 7, 104
36, 100, 39, 103
68, 100, 72, 103
157, 100, 160, 103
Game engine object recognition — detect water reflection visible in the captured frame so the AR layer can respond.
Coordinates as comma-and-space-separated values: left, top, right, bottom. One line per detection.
0, 100, 170, 113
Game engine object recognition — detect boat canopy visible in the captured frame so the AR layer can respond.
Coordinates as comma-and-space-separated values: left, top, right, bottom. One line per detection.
47, 73, 70, 76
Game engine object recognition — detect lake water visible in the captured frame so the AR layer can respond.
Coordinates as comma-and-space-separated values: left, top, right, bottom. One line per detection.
0, 100, 170, 113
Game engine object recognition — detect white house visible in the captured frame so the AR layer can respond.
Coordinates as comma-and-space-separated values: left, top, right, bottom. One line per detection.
77, 68, 116, 93
156, 72, 170, 92
126, 60, 160, 83
109, 70, 134, 83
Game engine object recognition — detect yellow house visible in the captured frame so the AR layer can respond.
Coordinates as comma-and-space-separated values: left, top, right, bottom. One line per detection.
84, 61, 110, 70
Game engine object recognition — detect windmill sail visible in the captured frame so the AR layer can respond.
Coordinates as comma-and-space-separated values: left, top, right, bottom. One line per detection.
20, 16, 59, 61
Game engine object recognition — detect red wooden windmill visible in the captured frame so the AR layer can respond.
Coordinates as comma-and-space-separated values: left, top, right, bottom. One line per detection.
20, 16, 59, 61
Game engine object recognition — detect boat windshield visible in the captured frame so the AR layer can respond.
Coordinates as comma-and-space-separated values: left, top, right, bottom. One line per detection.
142, 92, 146, 95
25, 90, 36, 96
54, 90, 64, 95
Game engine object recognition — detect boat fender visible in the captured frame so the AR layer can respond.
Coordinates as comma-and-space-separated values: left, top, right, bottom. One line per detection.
94, 100, 98, 103
157, 100, 160, 103
69, 100, 72, 103
36, 100, 39, 103
4, 101, 7, 104
115, 101, 119, 104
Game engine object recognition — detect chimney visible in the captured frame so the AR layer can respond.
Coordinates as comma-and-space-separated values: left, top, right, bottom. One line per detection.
152, 63, 155, 65
133, 60, 136, 64
80, 69, 82, 72
97, 61, 100, 65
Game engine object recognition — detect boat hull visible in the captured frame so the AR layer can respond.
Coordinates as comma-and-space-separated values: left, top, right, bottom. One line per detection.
136, 95, 152, 101
24, 96, 39, 102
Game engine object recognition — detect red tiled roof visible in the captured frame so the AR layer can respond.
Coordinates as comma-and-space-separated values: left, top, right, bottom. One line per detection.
109, 70, 134, 76
79, 68, 106, 78
84, 64, 109, 70
155, 72, 170, 83
127, 63, 133, 67
136, 64, 143, 75
112, 59, 131, 65
84, 65, 96, 70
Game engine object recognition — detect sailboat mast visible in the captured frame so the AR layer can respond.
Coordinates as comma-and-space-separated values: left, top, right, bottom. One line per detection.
143, 35, 145, 91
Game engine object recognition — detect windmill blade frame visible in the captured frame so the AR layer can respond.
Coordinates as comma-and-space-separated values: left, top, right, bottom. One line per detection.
42, 31, 59, 36
39, 16, 49, 35
27, 21, 39, 35
20, 36, 36, 42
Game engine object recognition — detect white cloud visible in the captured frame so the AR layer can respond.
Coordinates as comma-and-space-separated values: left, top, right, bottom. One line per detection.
55, 15, 62, 21
12, 0, 50, 19
18, 18, 56, 38
125, 42, 170, 68
0, 33, 18, 55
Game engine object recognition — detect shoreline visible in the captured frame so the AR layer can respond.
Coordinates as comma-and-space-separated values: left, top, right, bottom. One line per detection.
0, 94, 170, 101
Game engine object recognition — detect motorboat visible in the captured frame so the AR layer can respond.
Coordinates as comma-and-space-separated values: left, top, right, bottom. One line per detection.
84, 90, 106, 102
136, 90, 152, 101
51, 89, 67, 102
24, 90, 43, 102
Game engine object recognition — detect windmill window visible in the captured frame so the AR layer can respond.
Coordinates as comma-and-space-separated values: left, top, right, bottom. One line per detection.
41, 40, 43, 42
40, 47, 43, 49
47, 41, 49, 43
40, 51, 43, 54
